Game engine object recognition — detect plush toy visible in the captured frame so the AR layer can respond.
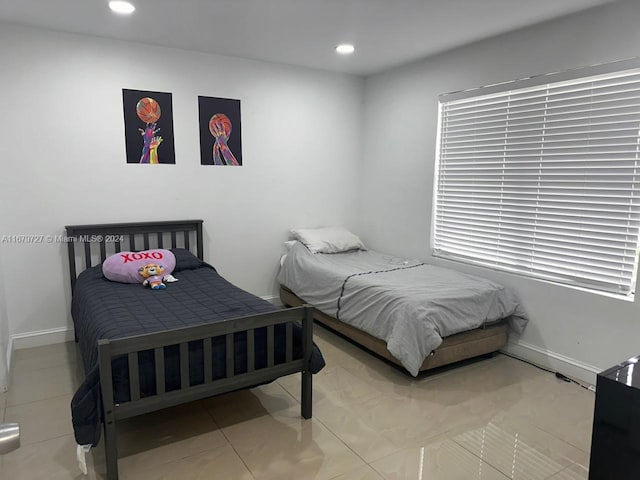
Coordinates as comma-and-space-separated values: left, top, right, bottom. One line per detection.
138, 263, 167, 290
103, 249, 177, 284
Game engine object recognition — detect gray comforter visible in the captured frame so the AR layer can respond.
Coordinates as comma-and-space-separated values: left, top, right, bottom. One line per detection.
278, 242, 528, 376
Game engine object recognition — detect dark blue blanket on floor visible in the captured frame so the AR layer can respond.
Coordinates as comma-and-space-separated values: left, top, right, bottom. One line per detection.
70, 250, 325, 446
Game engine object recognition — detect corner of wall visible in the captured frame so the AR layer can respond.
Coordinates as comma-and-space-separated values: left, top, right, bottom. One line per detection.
502, 339, 600, 385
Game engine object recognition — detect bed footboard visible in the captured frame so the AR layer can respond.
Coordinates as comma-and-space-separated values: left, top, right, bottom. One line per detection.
98, 305, 313, 480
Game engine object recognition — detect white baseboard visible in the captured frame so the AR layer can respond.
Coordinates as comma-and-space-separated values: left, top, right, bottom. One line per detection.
502, 340, 600, 385
10, 326, 75, 351
261, 295, 283, 306
5, 336, 12, 381
7, 298, 282, 361
7, 326, 74, 374
5, 322, 599, 389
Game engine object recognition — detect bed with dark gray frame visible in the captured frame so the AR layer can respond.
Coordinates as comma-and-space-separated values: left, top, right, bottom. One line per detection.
66, 220, 320, 480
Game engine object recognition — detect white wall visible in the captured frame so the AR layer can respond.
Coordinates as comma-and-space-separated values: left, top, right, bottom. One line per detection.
359, 0, 640, 380
0, 24, 364, 340
0, 246, 9, 390
5, 2, 639, 381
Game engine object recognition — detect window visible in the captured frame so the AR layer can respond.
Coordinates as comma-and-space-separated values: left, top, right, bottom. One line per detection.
433, 62, 640, 296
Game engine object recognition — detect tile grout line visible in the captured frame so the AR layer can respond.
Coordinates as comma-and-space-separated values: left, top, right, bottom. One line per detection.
17, 431, 74, 449
449, 433, 565, 480
448, 437, 513, 480
365, 463, 387, 480
543, 462, 588, 480
10, 353, 80, 369
118, 403, 252, 478
202, 400, 258, 480
5, 432, 75, 449
325, 463, 383, 480
276, 370, 375, 472
544, 464, 572, 480
9, 362, 81, 376
5, 389, 74, 406
119, 438, 246, 479
5, 391, 76, 409
524, 420, 592, 456
545, 462, 589, 480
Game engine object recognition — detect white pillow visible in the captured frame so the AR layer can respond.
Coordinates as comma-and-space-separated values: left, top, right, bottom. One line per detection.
283, 240, 298, 251
290, 227, 366, 254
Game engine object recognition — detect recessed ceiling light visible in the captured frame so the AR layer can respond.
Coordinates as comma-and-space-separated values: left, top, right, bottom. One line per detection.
109, 1, 135, 14
335, 44, 355, 55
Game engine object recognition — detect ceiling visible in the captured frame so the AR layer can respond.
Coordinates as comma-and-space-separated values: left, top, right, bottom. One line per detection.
0, 0, 615, 75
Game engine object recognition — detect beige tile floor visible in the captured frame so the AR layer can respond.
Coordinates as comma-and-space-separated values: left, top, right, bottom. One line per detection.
0, 326, 595, 479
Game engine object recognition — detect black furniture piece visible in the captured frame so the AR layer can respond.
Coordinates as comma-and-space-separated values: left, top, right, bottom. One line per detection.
589, 355, 640, 479
66, 220, 317, 480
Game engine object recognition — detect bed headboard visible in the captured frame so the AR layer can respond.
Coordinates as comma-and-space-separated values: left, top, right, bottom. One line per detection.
65, 219, 204, 290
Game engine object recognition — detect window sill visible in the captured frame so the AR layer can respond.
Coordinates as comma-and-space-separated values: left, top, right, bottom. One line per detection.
431, 253, 636, 304
557, 281, 635, 303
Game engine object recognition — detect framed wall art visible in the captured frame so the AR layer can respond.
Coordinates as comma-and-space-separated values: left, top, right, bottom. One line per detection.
122, 89, 176, 164
198, 96, 242, 166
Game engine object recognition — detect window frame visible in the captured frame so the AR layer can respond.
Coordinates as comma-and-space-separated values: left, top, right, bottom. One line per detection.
431, 58, 640, 298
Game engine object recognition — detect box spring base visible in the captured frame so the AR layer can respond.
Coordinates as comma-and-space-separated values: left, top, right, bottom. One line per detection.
280, 285, 508, 373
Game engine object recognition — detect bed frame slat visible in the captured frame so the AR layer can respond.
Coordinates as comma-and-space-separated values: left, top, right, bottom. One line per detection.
196, 227, 203, 260
128, 353, 141, 402
203, 339, 212, 382
247, 329, 255, 373
301, 307, 313, 419
128, 234, 135, 251
83, 242, 92, 269
226, 334, 234, 378
184, 231, 190, 251
267, 325, 275, 368
143, 233, 150, 250
99, 241, 107, 262
285, 322, 293, 363
115, 240, 121, 253
157, 232, 163, 248
117, 361, 305, 420
154, 347, 165, 395
67, 242, 77, 290
171, 231, 177, 248
108, 308, 303, 356
180, 343, 189, 389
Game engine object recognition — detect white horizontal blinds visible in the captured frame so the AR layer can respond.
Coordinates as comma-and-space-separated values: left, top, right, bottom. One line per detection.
434, 68, 640, 295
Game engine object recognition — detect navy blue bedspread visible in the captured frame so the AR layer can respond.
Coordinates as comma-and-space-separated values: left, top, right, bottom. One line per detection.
70, 251, 325, 446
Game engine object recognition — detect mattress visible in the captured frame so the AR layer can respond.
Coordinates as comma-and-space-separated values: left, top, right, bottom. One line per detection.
278, 242, 527, 376
71, 249, 325, 446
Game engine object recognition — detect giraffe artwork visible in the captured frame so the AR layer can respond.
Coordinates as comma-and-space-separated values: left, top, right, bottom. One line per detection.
198, 96, 242, 166
122, 89, 176, 164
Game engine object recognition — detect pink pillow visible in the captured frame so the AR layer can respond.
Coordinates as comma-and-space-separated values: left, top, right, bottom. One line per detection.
102, 249, 176, 284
